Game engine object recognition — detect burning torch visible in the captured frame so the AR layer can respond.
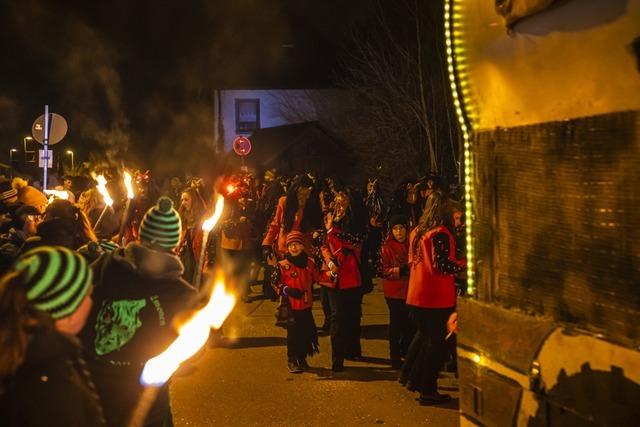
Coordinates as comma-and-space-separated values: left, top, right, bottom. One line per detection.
93, 174, 114, 231
193, 195, 225, 290
118, 170, 135, 245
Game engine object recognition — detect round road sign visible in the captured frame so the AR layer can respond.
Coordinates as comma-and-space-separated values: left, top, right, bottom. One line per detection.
32, 113, 68, 145
233, 136, 252, 156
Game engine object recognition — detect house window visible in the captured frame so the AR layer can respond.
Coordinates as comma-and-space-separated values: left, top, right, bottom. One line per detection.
235, 98, 260, 134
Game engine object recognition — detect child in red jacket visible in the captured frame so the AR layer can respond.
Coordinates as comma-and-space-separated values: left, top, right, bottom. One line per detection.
379, 215, 416, 369
272, 231, 321, 373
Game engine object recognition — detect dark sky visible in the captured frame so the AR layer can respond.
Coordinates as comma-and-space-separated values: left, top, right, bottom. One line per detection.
0, 0, 372, 174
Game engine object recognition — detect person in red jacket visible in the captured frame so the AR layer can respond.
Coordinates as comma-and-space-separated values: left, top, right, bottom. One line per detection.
379, 215, 415, 369
400, 191, 466, 406
322, 191, 366, 372
272, 231, 321, 373
261, 175, 322, 260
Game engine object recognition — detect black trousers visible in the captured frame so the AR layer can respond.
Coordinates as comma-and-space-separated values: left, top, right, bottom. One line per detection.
327, 287, 362, 363
400, 307, 454, 395
286, 309, 319, 361
320, 285, 331, 329
385, 297, 415, 362
262, 263, 277, 299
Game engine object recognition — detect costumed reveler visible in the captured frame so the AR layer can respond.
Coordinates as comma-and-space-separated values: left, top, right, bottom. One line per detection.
177, 179, 209, 285
400, 190, 466, 406
120, 170, 157, 246
261, 174, 322, 275
379, 215, 415, 369
271, 231, 322, 373
321, 190, 367, 372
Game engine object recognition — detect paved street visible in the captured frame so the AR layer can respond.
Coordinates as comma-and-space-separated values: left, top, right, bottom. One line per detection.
170, 284, 460, 426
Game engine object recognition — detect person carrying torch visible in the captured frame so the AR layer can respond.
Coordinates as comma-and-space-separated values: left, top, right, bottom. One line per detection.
79, 196, 197, 427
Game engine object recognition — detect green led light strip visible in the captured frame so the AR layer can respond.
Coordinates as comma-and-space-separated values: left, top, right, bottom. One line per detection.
445, 0, 475, 295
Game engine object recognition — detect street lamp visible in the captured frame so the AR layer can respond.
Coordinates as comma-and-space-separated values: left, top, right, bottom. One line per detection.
23, 136, 34, 164
66, 150, 74, 170
9, 149, 18, 178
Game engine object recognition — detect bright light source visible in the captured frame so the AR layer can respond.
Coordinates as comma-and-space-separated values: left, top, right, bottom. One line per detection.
94, 174, 114, 207
123, 171, 134, 199
140, 274, 235, 387
44, 189, 69, 200
202, 196, 225, 232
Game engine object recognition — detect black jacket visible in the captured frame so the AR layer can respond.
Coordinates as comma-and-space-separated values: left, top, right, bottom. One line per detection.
81, 242, 197, 426
0, 329, 105, 427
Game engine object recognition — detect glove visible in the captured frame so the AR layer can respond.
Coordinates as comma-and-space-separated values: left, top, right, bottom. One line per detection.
262, 246, 274, 263
283, 286, 304, 299
399, 265, 409, 277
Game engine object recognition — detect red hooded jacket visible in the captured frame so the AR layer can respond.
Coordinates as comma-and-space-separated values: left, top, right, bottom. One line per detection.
324, 225, 361, 289
275, 257, 321, 310
262, 196, 312, 258
380, 236, 409, 300
407, 225, 464, 308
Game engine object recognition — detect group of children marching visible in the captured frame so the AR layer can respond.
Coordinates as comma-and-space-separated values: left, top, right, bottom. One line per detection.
271, 189, 465, 406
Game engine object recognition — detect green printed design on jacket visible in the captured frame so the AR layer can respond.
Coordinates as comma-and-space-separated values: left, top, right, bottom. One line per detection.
94, 299, 147, 355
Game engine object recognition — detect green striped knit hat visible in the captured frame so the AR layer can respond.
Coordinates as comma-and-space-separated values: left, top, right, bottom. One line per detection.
98, 239, 119, 253
14, 246, 93, 320
139, 197, 182, 250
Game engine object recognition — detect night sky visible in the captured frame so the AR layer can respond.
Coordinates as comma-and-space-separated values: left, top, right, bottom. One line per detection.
0, 0, 372, 175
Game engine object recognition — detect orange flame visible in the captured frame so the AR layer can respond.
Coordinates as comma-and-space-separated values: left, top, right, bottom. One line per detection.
202, 195, 225, 232
140, 274, 235, 386
94, 174, 114, 207
123, 171, 134, 199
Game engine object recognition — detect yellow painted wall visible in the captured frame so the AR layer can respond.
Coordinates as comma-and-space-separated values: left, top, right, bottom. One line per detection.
460, 0, 640, 131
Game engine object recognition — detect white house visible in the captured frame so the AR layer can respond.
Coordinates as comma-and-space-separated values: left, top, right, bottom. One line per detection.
214, 89, 345, 152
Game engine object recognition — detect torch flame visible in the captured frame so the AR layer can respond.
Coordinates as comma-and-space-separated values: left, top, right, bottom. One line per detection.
140, 275, 235, 387
202, 195, 225, 232
123, 171, 134, 199
95, 175, 114, 207
44, 189, 69, 200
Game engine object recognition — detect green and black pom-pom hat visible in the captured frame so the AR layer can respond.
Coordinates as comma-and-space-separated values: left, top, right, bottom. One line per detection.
13, 246, 93, 320
139, 196, 182, 250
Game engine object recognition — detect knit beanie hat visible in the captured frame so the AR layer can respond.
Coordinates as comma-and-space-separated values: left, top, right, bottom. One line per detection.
139, 197, 182, 250
18, 186, 48, 214
77, 239, 119, 262
0, 180, 17, 202
388, 215, 408, 229
13, 246, 93, 320
285, 231, 306, 247
98, 239, 119, 253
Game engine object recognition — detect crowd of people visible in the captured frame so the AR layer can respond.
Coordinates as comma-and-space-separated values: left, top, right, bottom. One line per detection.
0, 166, 466, 426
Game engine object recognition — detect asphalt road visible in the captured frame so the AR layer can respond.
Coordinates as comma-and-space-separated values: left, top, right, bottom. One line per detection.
170, 284, 460, 426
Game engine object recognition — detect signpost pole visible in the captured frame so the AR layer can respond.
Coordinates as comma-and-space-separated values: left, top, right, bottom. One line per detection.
43, 105, 49, 190
31, 111, 67, 185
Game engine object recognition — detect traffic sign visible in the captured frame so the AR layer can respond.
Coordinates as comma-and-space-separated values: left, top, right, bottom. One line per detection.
32, 113, 68, 145
232, 136, 252, 156
38, 150, 53, 168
